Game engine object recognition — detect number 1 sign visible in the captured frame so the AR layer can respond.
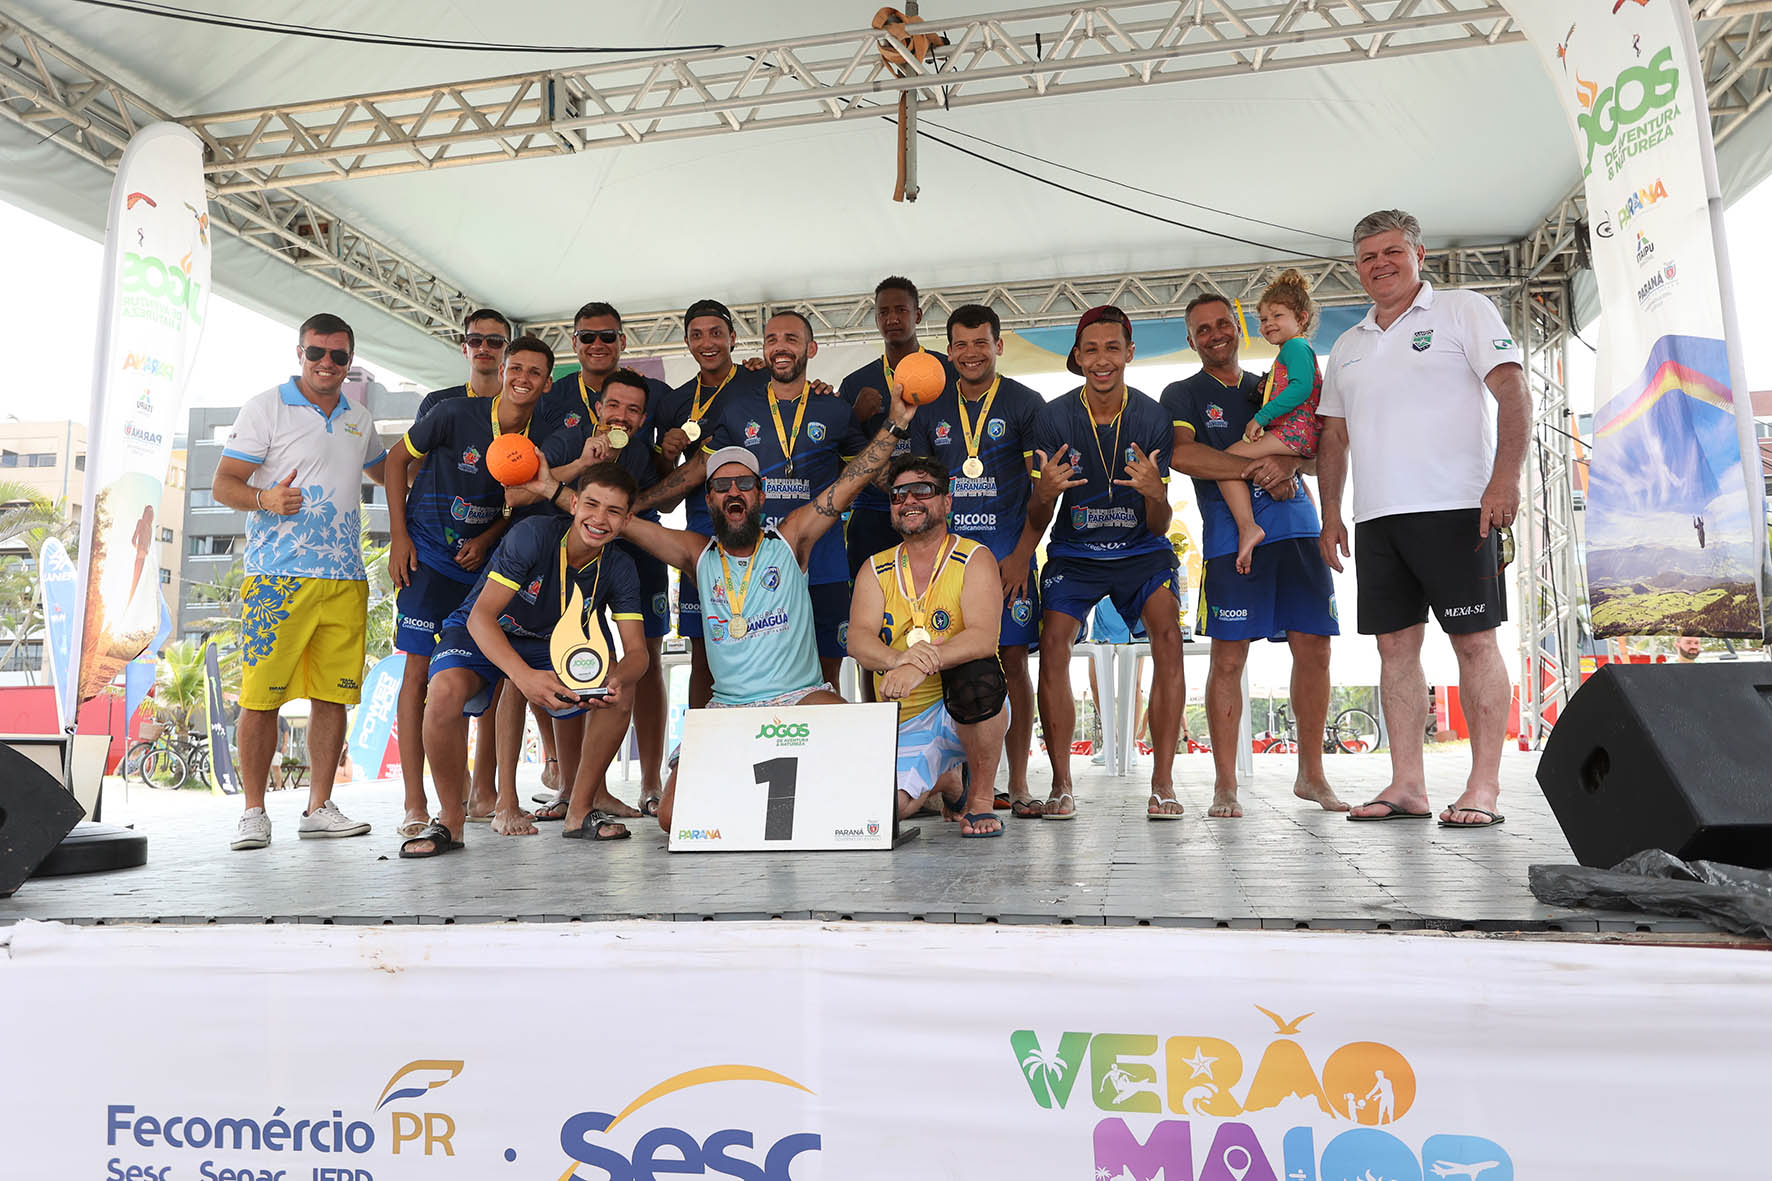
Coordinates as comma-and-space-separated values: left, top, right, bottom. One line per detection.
669, 702, 900, 851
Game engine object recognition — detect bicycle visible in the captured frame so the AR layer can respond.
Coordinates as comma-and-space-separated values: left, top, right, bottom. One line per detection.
126, 730, 212, 790
1270, 704, 1383, 754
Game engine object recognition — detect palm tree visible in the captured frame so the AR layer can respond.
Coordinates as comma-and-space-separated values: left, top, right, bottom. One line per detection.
0, 484, 75, 674
151, 639, 207, 734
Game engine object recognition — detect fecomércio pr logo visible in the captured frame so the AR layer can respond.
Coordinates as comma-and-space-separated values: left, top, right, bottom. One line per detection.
102, 1058, 466, 1178
1011, 1007, 1514, 1180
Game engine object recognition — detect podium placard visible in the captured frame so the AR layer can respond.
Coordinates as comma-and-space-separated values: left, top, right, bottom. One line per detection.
670, 702, 899, 851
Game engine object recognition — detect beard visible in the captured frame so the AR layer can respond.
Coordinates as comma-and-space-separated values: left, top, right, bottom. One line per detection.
770, 353, 807, 383
895, 508, 940, 538
712, 500, 765, 550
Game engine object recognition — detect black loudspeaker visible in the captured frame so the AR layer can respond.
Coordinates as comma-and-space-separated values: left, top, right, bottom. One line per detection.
1538, 662, 1772, 869
0, 742, 86, 898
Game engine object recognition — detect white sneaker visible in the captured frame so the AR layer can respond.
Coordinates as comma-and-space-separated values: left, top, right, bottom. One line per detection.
298, 800, 371, 839
231, 807, 271, 851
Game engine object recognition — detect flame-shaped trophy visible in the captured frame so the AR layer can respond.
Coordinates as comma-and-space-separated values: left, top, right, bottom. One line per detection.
550, 585, 612, 699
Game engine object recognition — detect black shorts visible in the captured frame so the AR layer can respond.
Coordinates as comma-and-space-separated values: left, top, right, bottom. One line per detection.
845, 507, 900, 583
1354, 509, 1507, 636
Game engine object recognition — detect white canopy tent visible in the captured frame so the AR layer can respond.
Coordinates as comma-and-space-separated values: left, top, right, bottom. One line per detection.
4, 0, 1772, 741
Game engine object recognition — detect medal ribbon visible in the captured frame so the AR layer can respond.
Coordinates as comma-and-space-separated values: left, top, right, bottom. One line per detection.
766, 381, 811, 469
576, 371, 604, 433
716, 542, 762, 628
1081, 387, 1128, 489
895, 534, 958, 634
881, 346, 925, 393
954, 375, 1000, 467
489, 394, 532, 440
689, 365, 737, 424
558, 537, 603, 620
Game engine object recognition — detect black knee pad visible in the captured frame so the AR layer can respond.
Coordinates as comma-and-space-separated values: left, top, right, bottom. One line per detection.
942, 656, 1007, 724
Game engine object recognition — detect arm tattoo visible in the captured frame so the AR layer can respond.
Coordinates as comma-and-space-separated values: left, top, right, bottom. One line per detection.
817, 429, 897, 517
635, 454, 702, 516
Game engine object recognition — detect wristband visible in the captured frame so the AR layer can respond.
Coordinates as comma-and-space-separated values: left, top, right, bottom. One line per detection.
255, 488, 265, 511
553, 480, 566, 505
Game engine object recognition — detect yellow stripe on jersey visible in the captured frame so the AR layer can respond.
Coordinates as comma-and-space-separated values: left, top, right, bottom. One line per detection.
487, 571, 521, 591
401, 430, 428, 459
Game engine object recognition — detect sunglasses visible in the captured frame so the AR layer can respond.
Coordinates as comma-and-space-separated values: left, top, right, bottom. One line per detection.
707, 475, 760, 494
573, 329, 621, 345
302, 345, 351, 365
889, 481, 944, 503
463, 333, 507, 350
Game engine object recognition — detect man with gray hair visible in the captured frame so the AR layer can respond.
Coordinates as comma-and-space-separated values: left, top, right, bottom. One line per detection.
1316, 209, 1529, 829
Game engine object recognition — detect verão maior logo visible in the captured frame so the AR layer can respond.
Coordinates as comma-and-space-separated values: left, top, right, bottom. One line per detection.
558, 1064, 820, 1180
1013, 1007, 1513, 1181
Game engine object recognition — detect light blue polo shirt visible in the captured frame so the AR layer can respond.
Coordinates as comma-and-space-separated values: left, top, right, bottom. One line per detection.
222, 379, 388, 580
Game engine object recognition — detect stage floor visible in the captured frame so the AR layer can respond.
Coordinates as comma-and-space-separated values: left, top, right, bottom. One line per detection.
0, 750, 1717, 933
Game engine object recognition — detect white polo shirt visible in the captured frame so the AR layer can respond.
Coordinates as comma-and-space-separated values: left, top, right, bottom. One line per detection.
1319, 282, 1522, 523
221, 379, 389, 580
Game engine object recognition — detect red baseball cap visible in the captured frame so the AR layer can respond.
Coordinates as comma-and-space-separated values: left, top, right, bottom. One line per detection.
1067, 305, 1134, 375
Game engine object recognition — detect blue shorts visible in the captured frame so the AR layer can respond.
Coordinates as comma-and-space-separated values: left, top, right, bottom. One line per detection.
427, 625, 584, 719
394, 561, 475, 656
677, 570, 703, 640
1197, 537, 1339, 641
1041, 550, 1180, 637
845, 507, 899, 583
1083, 596, 1145, 644
616, 538, 670, 640
810, 580, 851, 659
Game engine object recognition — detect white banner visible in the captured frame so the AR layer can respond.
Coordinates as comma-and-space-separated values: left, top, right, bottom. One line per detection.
1503, 0, 1767, 637
72, 121, 212, 704
3, 919, 1769, 1178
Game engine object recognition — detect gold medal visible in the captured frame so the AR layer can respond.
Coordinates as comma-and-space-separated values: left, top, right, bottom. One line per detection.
729, 614, 747, 639
905, 626, 931, 648
606, 427, 629, 450
962, 456, 984, 479
954, 375, 1000, 488
682, 420, 702, 443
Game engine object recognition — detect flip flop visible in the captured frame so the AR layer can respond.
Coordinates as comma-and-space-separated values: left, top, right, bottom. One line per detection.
1439, 805, 1505, 828
398, 821, 462, 859
532, 799, 569, 822
961, 812, 1004, 839
1146, 793, 1185, 821
993, 792, 1012, 811
641, 795, 662, 818
563, 811, 632, 841
1010, 798, 1044, 819
395, 817, 430, 839
1347, 799, 1433, 822
1041, 792, 1076, 821
464, 813, 493, 824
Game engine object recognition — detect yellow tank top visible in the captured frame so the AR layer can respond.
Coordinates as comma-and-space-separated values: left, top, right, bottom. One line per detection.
869, 534, 988, 721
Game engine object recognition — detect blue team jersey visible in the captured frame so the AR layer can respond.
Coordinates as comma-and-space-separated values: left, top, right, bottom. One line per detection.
708, 383, 869, 585
444, 514, 643, 639
839, 349, 955, 512
402, 395, 539, 583
656, 364, 770, 534
1031, 386, 1172, 560
913, 375, 1043, 560
415, 383, 485, 420
1162, 369, 1320, 560
536, 371, 669, 521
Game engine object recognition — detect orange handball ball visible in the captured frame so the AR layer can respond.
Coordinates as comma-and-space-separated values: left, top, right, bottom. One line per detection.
895, 351, 947, 405
486, 434, 540, 486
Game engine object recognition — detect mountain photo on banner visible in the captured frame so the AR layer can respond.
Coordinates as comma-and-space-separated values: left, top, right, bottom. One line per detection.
1586, 335, 1759, 635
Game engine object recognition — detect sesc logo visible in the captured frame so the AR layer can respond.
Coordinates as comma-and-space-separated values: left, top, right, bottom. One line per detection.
558, 1065, 820, 1181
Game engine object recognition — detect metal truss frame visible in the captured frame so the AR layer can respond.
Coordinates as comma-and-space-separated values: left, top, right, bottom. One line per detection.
525, 243, 1549, 354
182, 1, 1524, 196
0, 8, 472, 340
1510, 277, 1583, 748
